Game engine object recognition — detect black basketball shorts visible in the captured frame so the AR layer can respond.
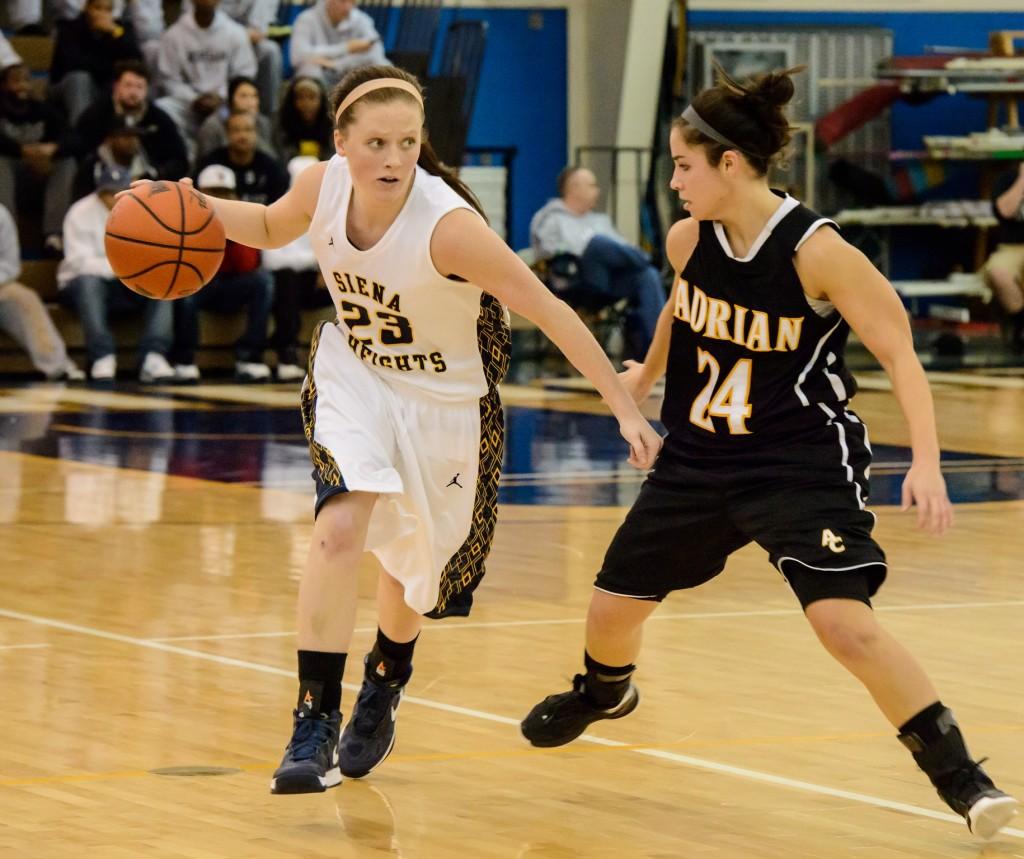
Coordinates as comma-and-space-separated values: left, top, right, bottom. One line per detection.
595, 419, 888, 609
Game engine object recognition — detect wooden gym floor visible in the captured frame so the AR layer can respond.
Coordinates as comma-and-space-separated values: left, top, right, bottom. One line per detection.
0, 372, 1022, 858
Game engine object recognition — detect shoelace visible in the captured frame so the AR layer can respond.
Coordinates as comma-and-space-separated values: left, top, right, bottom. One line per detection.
946, 757, 993, 801
353, 679, 400, 734
289, 716, 334, 761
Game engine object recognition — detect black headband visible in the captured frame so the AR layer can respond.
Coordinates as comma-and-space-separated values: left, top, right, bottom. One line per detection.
681, 105, 762, 159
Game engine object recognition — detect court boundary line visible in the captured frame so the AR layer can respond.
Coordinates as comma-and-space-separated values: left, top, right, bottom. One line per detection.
1, 606, 1020, 841
146, 599, 1024, 642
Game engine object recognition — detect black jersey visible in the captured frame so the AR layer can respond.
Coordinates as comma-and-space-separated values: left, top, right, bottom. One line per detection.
662, 195, 857, 455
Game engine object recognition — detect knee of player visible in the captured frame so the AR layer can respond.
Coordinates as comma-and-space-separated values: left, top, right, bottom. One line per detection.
808, 611, 881, 663
313, 510, 365, 559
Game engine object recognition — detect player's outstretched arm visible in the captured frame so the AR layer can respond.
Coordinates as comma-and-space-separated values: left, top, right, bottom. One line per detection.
795, 228, 953, 536
431, 208, 663, 470
124, 162, 327, 250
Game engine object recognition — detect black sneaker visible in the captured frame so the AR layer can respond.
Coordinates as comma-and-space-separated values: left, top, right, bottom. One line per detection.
270, 710, 342, 794
339, 658, 411, 778
521, 674, 639, 748
938, 759, 1018, 840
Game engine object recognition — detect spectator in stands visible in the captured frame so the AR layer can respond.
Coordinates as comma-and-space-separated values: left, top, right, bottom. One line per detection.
195, 109, 288, 204
0, 202, 83, 380
49, 0, 142, 124
195, 74, 276, 161
984, 161, 1024, 353
72, 114, 154, 199
155, 0, 256, 151
184, 0, 281, 116
290, 0, 386, 91
170, 163, 273, 382
530, 166, 665, 359
4, 0, 53, 33
0, 62, 76, 256
264, 155, 334, 381
57, 165, 174, 382
6, 0, 162, 53
68, 60, 188, 183
273, 75, 333, 162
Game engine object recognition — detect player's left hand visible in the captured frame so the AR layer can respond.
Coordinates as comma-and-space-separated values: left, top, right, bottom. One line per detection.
619, 416, 662, 470
901, 462, 953, 535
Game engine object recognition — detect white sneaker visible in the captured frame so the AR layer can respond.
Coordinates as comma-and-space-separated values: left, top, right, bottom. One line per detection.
236, 361, 272, 382
139, 351, 175, 383
90, 354, 116, 380
174, 364, 201, 383
276, 363, 305, 382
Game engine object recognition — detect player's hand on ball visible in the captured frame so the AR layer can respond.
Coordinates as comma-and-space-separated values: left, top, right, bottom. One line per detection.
620, 416, 662, 470
901, 463, 953, 535
105, 179, 226, 298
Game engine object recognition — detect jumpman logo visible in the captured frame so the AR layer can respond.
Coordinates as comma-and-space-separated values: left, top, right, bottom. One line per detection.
446, 473, 463, 489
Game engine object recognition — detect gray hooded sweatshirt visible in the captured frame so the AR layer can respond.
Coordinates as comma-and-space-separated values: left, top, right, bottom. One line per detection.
529, 198, 626, 260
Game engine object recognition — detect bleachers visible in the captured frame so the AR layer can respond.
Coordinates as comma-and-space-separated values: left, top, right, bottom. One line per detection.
0, 259, 335, 376
2, 17, 337, 379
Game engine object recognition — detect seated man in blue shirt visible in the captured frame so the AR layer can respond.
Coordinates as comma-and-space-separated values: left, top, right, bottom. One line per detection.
530, 166, 664, 360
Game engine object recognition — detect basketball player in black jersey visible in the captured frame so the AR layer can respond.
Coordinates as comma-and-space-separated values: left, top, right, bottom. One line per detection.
520, 65, 1018, 839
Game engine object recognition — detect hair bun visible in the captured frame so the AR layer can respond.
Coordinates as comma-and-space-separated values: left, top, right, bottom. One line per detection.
750, 69, 797, 108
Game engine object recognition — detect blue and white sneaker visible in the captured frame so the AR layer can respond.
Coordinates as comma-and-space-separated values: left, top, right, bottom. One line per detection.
271, 683, 342, 794
339, 658, 411, 778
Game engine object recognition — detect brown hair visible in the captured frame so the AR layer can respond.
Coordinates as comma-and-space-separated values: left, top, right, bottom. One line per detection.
331, 65, 486, 218
673, 63, 804, 176
112, 59, 150, 83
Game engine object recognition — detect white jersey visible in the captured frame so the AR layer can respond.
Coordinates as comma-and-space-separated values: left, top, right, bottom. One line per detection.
309, 155, 510, 403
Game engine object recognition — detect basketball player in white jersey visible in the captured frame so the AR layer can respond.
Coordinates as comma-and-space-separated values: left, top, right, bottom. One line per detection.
131, 65, 663, 794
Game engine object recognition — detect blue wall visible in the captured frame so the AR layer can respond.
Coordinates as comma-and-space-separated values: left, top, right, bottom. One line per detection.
382, 6, 566, 249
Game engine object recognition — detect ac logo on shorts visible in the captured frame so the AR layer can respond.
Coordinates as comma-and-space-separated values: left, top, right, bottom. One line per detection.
821, 529, 846, 553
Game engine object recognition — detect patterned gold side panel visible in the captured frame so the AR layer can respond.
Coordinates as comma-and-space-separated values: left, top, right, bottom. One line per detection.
428, 294, 511, 616
431, 388, 504, 616
299, 321, 344, 486
478, 292, 512, 388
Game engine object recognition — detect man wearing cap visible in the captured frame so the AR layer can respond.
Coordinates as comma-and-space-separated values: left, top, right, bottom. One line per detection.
67, 60, 188, 185
72, 113, 155, 200
168, 163, 274, 382
56, 165, 175, 382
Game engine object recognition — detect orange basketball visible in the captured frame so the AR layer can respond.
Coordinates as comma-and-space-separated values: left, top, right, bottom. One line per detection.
104, 180, 226, 300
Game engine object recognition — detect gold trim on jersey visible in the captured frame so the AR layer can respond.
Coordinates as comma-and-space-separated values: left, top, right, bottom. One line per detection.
427, 293, 510, 616
430, 387, 504, 617
300, 322, 345, 487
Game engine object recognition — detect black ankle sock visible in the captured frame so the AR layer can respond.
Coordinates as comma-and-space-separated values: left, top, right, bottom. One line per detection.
297, 650, 346, 717
367, 628, 417, 682
582, 651, 635, 708
898, 701, 974, 787
899, 701, 952, 746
